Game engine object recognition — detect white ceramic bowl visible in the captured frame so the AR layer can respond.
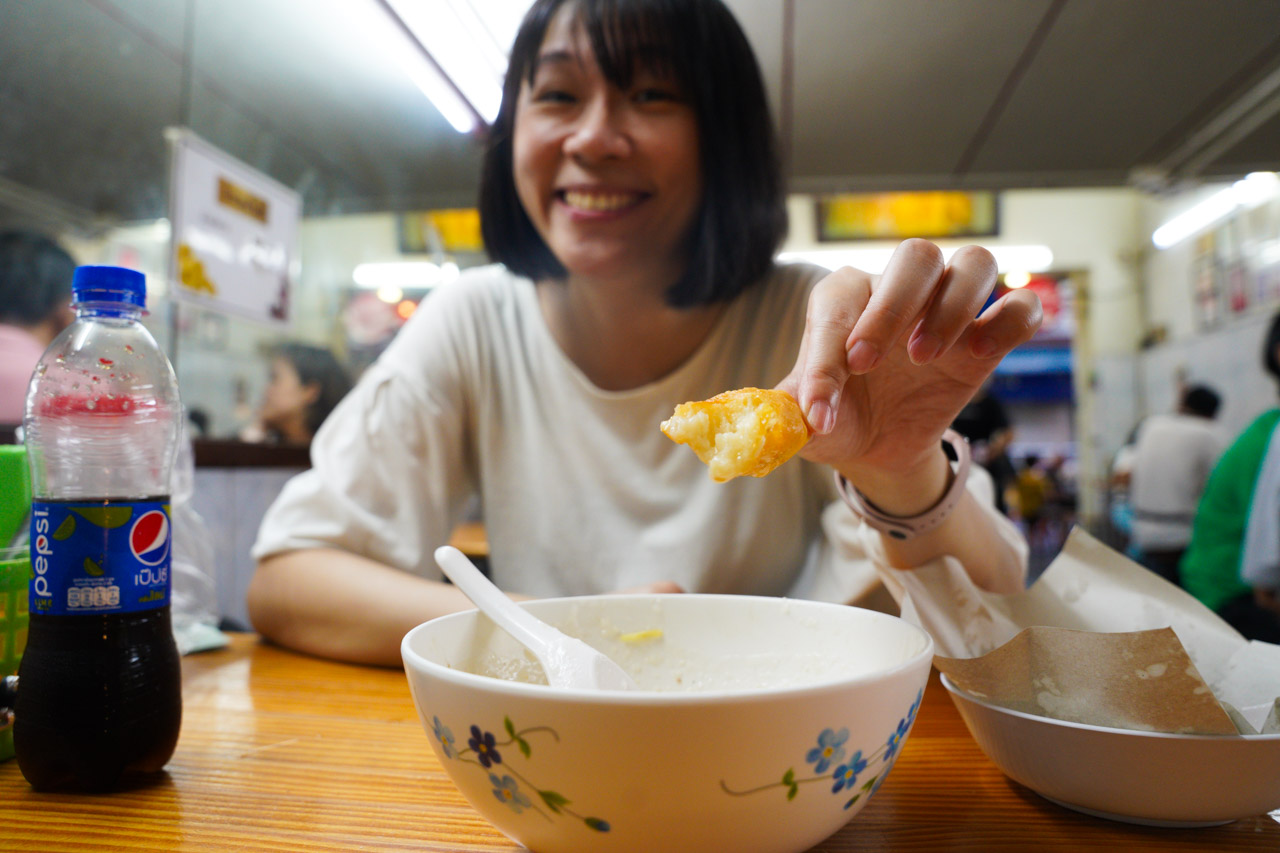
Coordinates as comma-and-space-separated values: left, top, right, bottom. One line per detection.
942, 673, 1280, 827
402, 594, 933, 853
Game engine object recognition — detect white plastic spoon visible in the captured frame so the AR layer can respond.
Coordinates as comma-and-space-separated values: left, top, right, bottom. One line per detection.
434, 546, 638, 691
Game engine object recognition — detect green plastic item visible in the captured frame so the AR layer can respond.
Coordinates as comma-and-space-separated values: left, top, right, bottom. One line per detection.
0, 446, 29, 762
1, 547, 29, 762
0, 445, 30, 546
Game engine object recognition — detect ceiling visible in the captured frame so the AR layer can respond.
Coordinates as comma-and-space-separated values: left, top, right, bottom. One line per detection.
2, 0, 1279, 236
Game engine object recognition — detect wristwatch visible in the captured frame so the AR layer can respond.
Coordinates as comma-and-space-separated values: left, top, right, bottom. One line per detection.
834, 429, 971, 541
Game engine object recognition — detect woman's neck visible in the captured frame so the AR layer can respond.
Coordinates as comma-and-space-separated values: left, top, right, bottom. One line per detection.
536, 272, 727, 391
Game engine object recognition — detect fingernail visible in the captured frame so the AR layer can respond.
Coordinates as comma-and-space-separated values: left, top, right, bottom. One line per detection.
909, 331, 942, 365
806, 396, 837, 435
971, 337, 997, 358
847, 340, 881, 373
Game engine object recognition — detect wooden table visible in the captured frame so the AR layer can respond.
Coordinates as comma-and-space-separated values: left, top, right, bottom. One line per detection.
2, 633, 1277, 852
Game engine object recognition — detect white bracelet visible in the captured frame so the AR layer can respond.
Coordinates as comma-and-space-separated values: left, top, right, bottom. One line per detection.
834, 429, 971, 541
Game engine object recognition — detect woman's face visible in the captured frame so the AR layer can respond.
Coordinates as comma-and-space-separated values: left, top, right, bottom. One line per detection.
512, 6, 703, 286
259, 356, 317, 430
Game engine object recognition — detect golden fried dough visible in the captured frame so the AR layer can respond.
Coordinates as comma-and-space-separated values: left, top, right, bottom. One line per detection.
660, 387, 810, 482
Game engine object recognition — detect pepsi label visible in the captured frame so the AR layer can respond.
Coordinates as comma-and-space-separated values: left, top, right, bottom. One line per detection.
29, 499, 171, 615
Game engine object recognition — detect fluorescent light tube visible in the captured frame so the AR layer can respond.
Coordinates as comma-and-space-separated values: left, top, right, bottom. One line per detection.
1152, 172, 1279, 249
354, 261, 462, 289
382, 0, 533, 128
778, 245, 1054, 275
351, 0, 481, 132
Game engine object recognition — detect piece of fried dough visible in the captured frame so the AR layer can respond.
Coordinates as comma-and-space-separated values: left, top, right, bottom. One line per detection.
660, 387, 810, 482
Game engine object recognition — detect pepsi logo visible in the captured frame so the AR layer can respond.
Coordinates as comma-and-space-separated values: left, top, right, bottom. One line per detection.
130, 510, 170, 566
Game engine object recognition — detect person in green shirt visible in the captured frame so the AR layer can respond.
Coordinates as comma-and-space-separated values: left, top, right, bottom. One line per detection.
1180, 313, 1280, 642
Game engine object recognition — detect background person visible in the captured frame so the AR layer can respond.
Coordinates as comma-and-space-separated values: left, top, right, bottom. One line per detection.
0, 230, 76, 425
239, 342, 353, 446
1127, 383, 1225, 584
246, 0, 1042, 666
1181, 316, 1280, 642
951, 380, 1017, 514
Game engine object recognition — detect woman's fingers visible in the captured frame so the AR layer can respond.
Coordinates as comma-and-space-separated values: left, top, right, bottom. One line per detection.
845, 239, 945, 373
967, 285, 1044, 360
795, 267, 872, 434
790, 240, 1039, 438
905, 244, 998, 365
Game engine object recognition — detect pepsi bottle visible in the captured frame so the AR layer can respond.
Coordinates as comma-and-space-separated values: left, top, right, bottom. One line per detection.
16, 265, 182, 791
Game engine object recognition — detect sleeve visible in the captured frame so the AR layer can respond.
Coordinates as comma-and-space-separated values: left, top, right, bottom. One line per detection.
868, 464, 1029, 656
791, 460, 1028, 615
1241, 423, 1280, 588
250, 305, 478, 579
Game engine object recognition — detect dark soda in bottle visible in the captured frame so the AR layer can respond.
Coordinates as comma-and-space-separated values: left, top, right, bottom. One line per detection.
17, 265, 182, 791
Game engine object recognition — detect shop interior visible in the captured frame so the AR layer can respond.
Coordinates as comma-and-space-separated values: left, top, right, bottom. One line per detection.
3, 0, 1280, 625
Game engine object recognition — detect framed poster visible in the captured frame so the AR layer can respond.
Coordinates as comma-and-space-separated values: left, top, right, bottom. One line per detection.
398, 208, 483, 254
815, 191, 998, 242
166, 128, 300, 326
1192, 232, 1222, 330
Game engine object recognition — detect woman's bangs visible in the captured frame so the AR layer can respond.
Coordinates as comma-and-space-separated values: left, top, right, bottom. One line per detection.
576, 0, 688, 91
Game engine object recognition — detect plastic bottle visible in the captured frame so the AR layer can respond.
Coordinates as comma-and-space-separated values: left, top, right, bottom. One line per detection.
16, 265, 182, 791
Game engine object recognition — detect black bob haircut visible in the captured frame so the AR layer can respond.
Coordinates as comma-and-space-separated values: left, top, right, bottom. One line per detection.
478, 0, 787, 308
0, 230, 75, 326
1265, 311, 1280, 390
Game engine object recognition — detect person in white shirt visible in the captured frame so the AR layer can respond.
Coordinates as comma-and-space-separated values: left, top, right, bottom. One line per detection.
248, 0, 1041, 666
1129, 384, 1226, 583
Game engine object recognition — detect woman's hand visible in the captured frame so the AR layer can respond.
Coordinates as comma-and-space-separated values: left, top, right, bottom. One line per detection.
777, 239, 1042, 510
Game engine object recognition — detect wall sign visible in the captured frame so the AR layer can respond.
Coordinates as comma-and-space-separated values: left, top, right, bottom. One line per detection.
166, 128, 300, 326
815, 191, 999, 242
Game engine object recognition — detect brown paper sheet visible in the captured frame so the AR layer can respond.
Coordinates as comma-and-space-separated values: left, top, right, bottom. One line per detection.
890, 527, 1280, 734
935, 626, 1239, 735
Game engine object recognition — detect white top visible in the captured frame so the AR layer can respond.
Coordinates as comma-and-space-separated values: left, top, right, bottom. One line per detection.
253, 264, 1023, 605
1130, 412, 1227, 550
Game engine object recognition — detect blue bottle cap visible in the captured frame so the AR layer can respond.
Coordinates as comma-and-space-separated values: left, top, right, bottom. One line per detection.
72, 265, 147, 308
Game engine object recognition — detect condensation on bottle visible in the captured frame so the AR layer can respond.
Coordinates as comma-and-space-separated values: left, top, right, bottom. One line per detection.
16, 265, 183, 791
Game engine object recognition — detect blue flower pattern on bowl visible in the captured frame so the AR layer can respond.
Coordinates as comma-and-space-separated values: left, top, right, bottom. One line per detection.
430, 717, 457, 759
722, 688, 924, 811
430, 715, 610, 834
490, 773, 533, 813
831, 750, 867, 794
806, 727, 848, 774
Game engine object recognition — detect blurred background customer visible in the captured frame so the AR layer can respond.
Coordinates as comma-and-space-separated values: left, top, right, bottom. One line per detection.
952, 380, 1017, 515
0, 230, 76, 425
239, 342, 352, 446
1181, 316, 1280, 642
1128, 383, 1225, 584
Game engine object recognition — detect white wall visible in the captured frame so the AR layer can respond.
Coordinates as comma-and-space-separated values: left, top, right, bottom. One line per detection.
1137, 182, 1280, 441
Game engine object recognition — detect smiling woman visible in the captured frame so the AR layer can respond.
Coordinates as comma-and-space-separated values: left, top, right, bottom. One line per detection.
481, 0, 783, 308
245, 0, 1039, 668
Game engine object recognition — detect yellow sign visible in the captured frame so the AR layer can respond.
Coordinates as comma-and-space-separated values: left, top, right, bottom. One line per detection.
398, 209, 484, 253
217, 177, 269, 224
816, 191, 998, 241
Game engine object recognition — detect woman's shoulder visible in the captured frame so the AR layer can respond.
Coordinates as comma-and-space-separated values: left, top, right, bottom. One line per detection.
393, 264, 529, 334
375, 264, 532, 373
422, 263, 527, 308
763, 261, 830, 290
738, 262, 827, 314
